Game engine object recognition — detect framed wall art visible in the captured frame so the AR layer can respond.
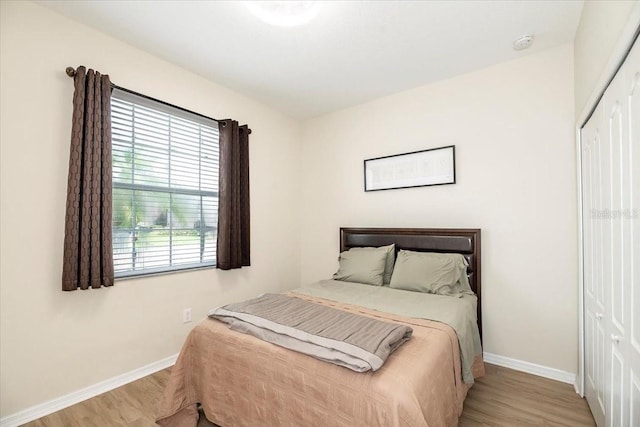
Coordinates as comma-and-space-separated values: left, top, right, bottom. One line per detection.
364, 145, 455, 191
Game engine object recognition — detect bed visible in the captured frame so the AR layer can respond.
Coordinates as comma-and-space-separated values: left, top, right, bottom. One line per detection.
157, 227, 484, 427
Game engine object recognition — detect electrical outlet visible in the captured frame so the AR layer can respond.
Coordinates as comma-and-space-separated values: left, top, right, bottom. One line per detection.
183, 308, 192, 323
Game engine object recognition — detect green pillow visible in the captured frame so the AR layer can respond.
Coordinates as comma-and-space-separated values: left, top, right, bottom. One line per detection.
389, 250, 471, 296
333, 247, 389, 286
346, 244, 396, 284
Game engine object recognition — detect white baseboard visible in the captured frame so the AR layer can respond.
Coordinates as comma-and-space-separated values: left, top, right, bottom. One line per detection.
0, 353, 178, 427
483, 352, 577, 385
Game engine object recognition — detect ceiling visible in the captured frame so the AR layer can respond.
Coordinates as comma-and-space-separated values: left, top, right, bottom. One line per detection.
39, 1, 584, 120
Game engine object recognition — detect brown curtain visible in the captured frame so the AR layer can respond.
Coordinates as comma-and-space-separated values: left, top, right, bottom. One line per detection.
62, 66, 114, 291
217, 120, 251, 270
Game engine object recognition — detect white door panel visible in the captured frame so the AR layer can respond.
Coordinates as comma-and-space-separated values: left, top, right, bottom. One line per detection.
597, 321, 606, 419
631, 371, 640, 427
587, 311, 596, 388
610, 345, 624, 426
626, 38, 640, 427
581, 36, 639, 427
584, 101, 607, 426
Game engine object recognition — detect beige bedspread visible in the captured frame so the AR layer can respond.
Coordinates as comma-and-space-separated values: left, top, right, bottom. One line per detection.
157, 293, 484, 427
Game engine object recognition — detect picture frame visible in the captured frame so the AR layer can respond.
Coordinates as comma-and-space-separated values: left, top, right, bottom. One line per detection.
364, 145, 456, 192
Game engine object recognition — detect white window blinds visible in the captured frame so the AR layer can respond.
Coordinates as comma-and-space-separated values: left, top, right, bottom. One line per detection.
111, 88, 219, 277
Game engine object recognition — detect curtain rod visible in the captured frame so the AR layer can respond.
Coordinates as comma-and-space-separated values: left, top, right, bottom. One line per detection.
65, 66, 251, 133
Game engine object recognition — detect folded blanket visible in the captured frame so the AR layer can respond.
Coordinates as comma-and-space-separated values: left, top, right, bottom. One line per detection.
208, 293, 412, 372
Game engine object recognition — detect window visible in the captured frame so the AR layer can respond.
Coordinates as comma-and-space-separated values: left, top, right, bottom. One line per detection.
111, 89, 219, 277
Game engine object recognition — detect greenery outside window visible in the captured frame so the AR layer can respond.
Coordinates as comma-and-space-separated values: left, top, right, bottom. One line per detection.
111, 89, 219, 277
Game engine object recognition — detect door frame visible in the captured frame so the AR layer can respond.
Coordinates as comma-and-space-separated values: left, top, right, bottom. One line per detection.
575, 5, 640, 397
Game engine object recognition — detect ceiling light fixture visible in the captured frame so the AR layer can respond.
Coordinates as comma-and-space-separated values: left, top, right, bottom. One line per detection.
246, 1, 321, 27
513, 34, 534, 51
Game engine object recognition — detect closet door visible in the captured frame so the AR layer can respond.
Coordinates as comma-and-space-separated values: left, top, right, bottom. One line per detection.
603, 60, 628, 427
625, 38, 639, 427
583, 102, 607, 427
581, 36, 639, 427
604, 36, 639, 427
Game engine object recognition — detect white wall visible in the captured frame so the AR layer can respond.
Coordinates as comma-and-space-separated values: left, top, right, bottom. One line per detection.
574, 0, 638, 119
0, 1, 301, 417
300, 44, 578, 374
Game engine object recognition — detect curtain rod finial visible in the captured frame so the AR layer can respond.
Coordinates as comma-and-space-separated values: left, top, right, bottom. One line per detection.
66, 67, 76, 77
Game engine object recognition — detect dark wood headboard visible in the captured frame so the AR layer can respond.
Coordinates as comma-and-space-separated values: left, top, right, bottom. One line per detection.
340, 227, 482, 340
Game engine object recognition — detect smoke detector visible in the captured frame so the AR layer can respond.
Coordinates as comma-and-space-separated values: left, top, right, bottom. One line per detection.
513, 35, 534, 51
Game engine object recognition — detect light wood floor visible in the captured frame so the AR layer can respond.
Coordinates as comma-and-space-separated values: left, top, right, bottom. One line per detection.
24, 363, 594, 426
460, 364, 594, 426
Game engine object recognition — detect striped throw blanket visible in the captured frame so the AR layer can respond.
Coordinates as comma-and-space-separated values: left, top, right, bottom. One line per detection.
208, 293, 412, 372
